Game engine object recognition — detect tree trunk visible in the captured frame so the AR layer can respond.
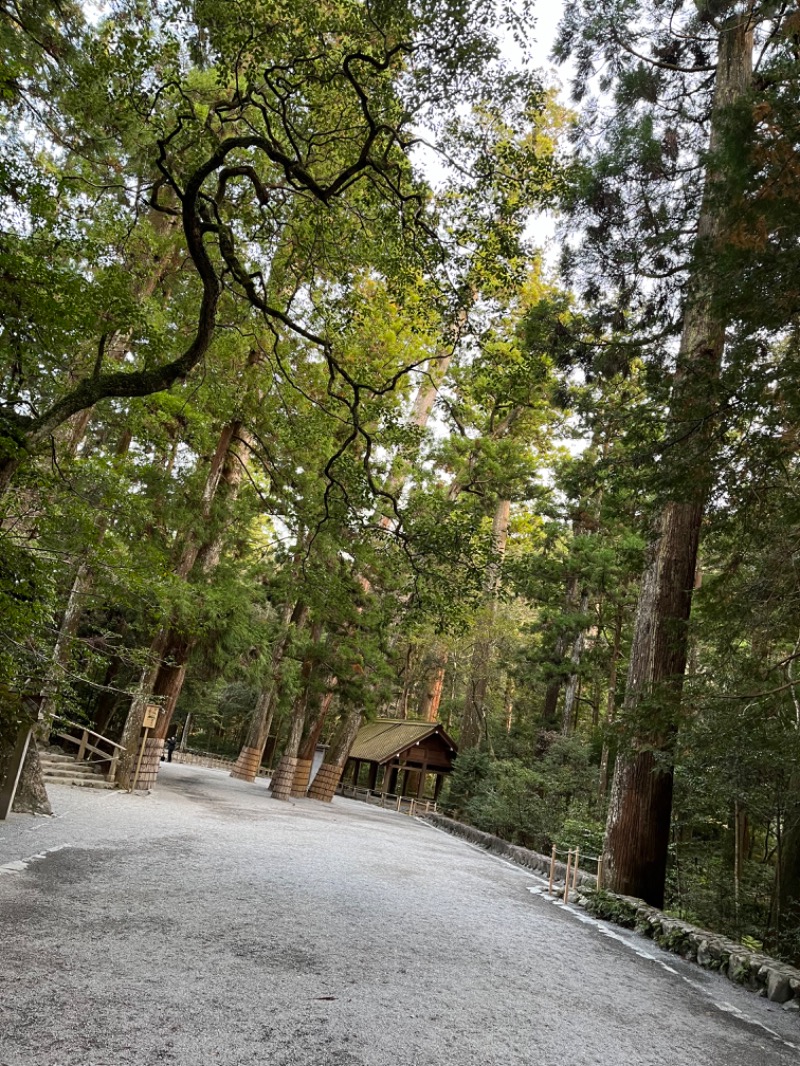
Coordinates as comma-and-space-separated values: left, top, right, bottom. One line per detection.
418, 649, 447, 722
270, 620, 324, 801
11, 737, 53, 816
503, 676, 514, 734
540, 573, 580, 734
37, 430, 133, 736
460, 498, 511, 750
777, 781, 800, 963
230, 601, 308, 783
561, 590, 590, 735
307, 704, 364, 803
117, 421, 244, 787
298, 679, 338, 763
602, 17, 753, 908
598, 602, 624, 802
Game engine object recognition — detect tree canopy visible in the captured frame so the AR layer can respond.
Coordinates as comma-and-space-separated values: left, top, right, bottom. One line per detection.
4, 0, 800, 967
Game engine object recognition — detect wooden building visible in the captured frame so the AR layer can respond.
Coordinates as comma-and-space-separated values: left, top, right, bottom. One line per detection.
345, 719, 458, 802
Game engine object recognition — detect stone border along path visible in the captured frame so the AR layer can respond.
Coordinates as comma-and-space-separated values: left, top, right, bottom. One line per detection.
422, 812, 800, 1012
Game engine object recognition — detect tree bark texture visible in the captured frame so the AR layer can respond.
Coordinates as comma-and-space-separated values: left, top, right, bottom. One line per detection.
117, 422, 245, 787
603, 16, 753, 908
460, 498, 511, 750
307, 704, 365, 803
231, 600, 308, 782
777, 781, 800, 963
37, 429, 134, 735
598, 602, 624, 802
271, 620, 324, 801
12, 737, 53, 816
418, 652, 447, 722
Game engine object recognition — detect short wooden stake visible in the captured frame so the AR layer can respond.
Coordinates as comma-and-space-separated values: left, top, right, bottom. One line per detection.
596, 855, 604, 891
548, 844, 557, 896
563, 848, 573, 902
572, 847, 580, 893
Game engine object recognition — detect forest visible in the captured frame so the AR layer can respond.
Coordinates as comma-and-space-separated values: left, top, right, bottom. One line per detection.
2, 0, 800, 965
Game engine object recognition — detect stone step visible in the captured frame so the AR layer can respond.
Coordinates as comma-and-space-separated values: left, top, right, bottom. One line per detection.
42, 765, 104, 779
44, 775, 115, 790
40, 754, 114, 789
40, 755, 103, 771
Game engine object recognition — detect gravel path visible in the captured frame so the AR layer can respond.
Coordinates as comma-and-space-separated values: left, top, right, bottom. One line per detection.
1, 763, 798, 1066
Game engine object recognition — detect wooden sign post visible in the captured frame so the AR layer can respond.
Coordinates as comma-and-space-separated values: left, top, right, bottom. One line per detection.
129, 703, 160, 792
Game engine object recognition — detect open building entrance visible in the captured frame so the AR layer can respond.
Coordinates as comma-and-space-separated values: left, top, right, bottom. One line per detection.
342, 719, 458, 804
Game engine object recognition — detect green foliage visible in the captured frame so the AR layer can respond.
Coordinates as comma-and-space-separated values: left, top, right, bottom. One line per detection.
444, 735, 600, 853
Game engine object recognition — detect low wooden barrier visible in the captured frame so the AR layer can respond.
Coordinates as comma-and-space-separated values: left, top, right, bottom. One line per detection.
547, 844, 603, 899
53, 718, 125, 784
337, 783, 438, 816
173, 749, 271, 777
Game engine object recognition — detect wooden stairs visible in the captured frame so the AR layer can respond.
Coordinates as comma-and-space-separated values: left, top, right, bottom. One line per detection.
39, 751, 116, 790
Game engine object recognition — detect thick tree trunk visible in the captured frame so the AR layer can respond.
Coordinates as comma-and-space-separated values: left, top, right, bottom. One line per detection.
231, 599, 309, 782
298, 679, 338, 763
117, 422, 244, 787
460, 498, 511, 750
603, 501, 703, 905
270, 621, 324, 801
418, 652, 447, 722
11, 737, 52, 816
602, 17, 753, 908
307, 704, 364, 803
777, 783, 800, 963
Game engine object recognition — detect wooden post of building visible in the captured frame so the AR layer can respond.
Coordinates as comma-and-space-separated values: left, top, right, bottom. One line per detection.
416, 759, 429, 799
548, 844, 557, 896
563, 849, 573, 903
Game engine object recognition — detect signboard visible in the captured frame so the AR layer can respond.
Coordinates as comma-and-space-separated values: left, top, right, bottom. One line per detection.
142, 704, 160, 730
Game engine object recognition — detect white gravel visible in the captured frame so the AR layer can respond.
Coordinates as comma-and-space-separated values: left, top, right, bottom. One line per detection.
0, 763, 797, 1065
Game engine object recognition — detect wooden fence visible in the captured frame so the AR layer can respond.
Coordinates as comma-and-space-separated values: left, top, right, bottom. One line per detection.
172, 749, 271, 777
337, 783, 438, 816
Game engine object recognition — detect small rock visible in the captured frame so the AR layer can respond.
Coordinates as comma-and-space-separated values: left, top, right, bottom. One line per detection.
697, 940, 712, 967
766, 970, 792, 1005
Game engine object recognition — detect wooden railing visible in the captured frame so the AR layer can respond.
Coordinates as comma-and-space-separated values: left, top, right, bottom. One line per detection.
53, 718, 125, 785
337, 783, 438, 816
